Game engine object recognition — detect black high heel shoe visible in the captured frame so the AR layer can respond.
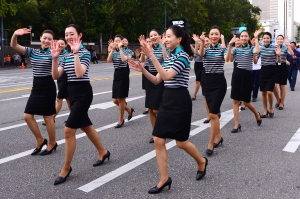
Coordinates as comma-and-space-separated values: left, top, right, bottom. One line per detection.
205, 147, 214, 156
93, 151, 110, 167
148, 177, 172, 194
54, 167, 72, 185
31, 139, 48, 155
214, 137, 223, 148
203, 119, 211, 124
268, 111, 274, 118
115, 120, 124, 128
257, 112, 262, 126
231, 124, 241, 133
40, 143, 58, 156
260, 111, 269, 118
196, 157, 208, 181
128, 108, 135, 121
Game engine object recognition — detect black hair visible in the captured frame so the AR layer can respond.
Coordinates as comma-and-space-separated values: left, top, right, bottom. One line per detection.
262, 32, 272, 39
149, 29, 160, 36
42, 30, 54, 37
66, 24, 82, 35
209, 25, 221, 34
276, 34, 284, 39
168, 25, 192, 56
58, 38, 67, 44
290, 42, 296, 46
114, 34, 124, 40
240, 30, 249, 36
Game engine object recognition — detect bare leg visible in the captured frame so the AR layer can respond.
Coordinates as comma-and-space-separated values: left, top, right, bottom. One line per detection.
59, 127, 76, 177
81, 125, 107, 160
261, 91, 268, 115
148, 109, 157, 128
233, 100, 240, 129
112, 98, 119, 106
43, 115, 56, 149
204, 98, 211, 120
153, 137, 169, 188
24, 113, 44, 148
176, 140, 206, 171
279, 85, 286, 107
192, 81, 201, 99
207, 113, 221, 150
117, 98, 127, 124
267, 91, 274, 113
273, 84, 280, 104
244, 102, 261, 120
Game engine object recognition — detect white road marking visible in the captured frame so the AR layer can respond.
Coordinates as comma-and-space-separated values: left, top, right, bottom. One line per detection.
0, 115, 146, 165
77, 109, 234, 193
283, 127, 300, 153
0, 95, 145, 132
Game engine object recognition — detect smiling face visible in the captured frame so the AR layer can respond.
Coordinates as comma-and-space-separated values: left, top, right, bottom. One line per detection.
276, 36, 284, 46
114, 36, 122, 48
204, 37, 210, 48
240, 31, 249, 46
251, 38, 256, 46
235, 38, 241, 47
40, 33, 53, 49
165, 28, 181, 51
57, 40, 67, 51
149, 30, 160, 45
263, 34, 271, 45
209, 28, 221, 46
65, 27, 82, 46
123, 38, 128, 47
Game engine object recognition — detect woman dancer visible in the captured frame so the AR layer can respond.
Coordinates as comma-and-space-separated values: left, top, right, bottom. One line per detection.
273, 35, 294, 110
259, 32, 281, 118
227, 30, 262, 133
42, 38, 70, 126
199, 26, 230, 155
139, 30, 168, 143
107, 35, 134, 128
10, 28, 57, 156
51, 24, 109, 185
129, 25, 207, 194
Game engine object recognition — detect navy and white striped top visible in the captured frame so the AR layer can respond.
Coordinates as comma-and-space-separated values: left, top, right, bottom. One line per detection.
57, 49, 68, 82
145, 44, 164, 73
259, 44, 277, 66
162, 46, 190, 88
112, 48, 131, 69
59, 45, 91, 82
278, 45, 288, 63
122, 47, 134, 57
203, 44, 227, 73
25, 47, 52, 77
232, 44, 255, 71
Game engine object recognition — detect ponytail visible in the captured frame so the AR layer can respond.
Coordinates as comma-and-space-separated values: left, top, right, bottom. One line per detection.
168, 25, 192, 55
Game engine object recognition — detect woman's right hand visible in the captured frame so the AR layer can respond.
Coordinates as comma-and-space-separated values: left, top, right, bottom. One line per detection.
128, 60, 144, 72
50, 40, 61, 58
14, 28, 31, 36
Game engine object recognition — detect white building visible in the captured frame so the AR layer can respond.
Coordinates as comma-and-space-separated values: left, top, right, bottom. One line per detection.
251, 0, 299, 41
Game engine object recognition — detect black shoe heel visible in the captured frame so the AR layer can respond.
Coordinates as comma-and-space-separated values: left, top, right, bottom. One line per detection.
54, 167, 72, 185
93, 150, 111, 167
40, 143, 58, 156
203, 119, 211, 124
196, 157, 208, 181
205, 147, 214, 156
148, 177, 172, 194
231, 124, 241, 133
115, 120, 124, 128
257, 112, 262, 126
260, 111, 269, 118
214, 137, 223, 148
128, 108, 135, 121
31, 139, 48, 155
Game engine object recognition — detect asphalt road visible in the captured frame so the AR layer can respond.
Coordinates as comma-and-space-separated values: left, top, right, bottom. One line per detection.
0, 62, 300, 199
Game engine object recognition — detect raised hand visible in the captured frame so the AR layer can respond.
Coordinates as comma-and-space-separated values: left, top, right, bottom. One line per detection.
108, 39, 116, 50
14, 28, 31, 36
50, 40, 61, 58
284, 37, 290, 46
276, 46, 281, 56
199, 32, 206, 42
160, 33, 166, 45
221, 34, 224, 40
138, 35, 146, 46
192, 34, 199, 42
117, 40, 124, 48
254, 28, 263, 38
128, 60, 144, 72
229, 35, 238, 45
140, 42, 153, 57
69, 36, 81, 53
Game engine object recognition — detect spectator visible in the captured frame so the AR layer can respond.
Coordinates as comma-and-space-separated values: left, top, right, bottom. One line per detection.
5, 54, 11, 67
91, 50, 98, 64
13, 53, 20, 67
287, 42, 300, 91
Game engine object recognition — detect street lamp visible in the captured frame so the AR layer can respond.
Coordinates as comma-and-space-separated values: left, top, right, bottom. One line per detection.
164, 1, 177, 31
28, 25, 32, 44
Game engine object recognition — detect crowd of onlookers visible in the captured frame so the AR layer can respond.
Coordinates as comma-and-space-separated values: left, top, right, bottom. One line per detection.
1, 53, 26, 68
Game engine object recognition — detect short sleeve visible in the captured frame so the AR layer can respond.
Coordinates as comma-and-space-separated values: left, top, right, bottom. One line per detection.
171, 55, 189, 74
80, 51, 91, 67
231, 48, 236, 55
24, 47, 33, 58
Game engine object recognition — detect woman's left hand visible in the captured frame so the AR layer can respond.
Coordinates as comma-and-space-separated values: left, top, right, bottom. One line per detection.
140, 42, 153, 58
128, 60, 144, 72
276, 45, 281, 55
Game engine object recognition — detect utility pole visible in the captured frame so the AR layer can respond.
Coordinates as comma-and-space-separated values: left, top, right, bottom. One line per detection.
1, 16, 4, 68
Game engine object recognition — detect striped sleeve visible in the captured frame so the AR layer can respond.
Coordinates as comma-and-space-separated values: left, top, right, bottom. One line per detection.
80, 51, 91, 68
25, 47, 33, 58
171, 54, 190, 74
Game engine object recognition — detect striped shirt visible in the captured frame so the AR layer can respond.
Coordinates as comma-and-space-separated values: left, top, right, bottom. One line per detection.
194, 54, 203, 62
59, 45, 90, 82
112, 49, 131, 69
145, 44, 164, 73
57, 49, 68, 81
162, 46, 190, 88
259, 44, 277, 66
203, 44, 227, 73
232, 44, 254, 71
122, 47, 134, 57
278, 45, 288, 63
25, 47, 52, 77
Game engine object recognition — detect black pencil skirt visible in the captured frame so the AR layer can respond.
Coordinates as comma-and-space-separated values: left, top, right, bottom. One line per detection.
152, 87, 192, 141
202, 73, 227, 114
112, 67, 130, 98
145, 71, 164, 110
66, 81, 93, 129
231, 67, 253, 103
260, 65, 276, 91
275, 63, 288, 85
57, 80, 69, 99
194, 62, 204, 82
142, 66, 149, 90
24, 76, 56, 116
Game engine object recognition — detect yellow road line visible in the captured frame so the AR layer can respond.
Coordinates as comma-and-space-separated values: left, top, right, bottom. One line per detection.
0, 72, 142, 94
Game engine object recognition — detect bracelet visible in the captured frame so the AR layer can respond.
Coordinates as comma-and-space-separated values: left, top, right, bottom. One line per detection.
73, 52, 79, 54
